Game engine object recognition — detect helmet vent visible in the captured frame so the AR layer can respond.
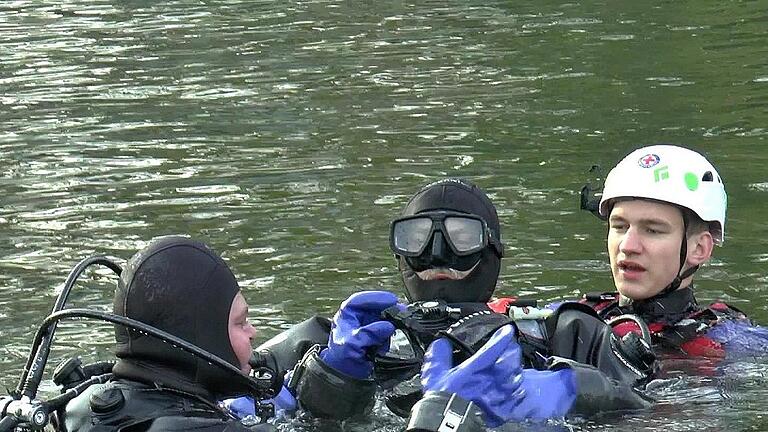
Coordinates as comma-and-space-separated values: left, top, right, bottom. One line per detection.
702, 171, 713, 182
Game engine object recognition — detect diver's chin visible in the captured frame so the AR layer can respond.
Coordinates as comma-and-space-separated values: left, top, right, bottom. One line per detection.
415, 261, 480, 281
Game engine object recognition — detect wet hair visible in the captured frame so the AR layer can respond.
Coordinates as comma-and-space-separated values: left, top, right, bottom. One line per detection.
682, 207, 713, 240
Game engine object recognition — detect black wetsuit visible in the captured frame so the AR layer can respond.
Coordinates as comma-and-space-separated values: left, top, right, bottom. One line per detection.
62, 379, 262, 432
260, 300, 654, 421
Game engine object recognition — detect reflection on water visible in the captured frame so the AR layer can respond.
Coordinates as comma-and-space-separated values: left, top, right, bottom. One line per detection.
2, 0, 768, 430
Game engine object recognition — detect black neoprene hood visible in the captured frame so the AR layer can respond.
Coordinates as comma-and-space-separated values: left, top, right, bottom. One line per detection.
397, 178, 503, 303
113, 236, 248, 398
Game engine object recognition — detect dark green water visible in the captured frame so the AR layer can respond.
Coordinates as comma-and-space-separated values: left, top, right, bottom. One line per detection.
1, 1, 768, 430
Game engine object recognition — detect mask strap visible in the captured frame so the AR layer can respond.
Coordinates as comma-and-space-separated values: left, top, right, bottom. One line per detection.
488, 229, 504, 258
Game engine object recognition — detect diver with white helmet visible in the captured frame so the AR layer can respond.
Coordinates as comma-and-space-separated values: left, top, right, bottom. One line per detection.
583, 144, 768, 358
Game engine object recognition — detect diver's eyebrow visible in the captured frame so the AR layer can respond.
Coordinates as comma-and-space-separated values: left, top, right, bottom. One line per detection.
636, 217, 674, 228
608, 214, 627, 224
608, 214, 672, 228
608, 214, 622, 221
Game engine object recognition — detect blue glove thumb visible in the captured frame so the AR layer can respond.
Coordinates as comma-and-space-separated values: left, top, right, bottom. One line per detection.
421, 325, 525, 427
512, 368, 577, 422
321, 290, 400, 379
271, 384, 298, 413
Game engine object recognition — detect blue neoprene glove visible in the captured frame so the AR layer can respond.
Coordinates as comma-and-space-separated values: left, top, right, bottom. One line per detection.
320, 290, 400, 379
220, 396, 257, 419
706, 319, 768, 355
420, 325, 525, 427
515, 367, 577, 422
220, 384, 297, 419
272, 384, 298, 412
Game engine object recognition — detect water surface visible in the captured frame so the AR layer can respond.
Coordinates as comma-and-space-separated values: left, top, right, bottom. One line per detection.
1, 1, 767, 430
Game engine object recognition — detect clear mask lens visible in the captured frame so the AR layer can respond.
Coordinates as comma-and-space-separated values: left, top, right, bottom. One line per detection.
444, 217, 484, 252
391, 215, 486, 256
393, 218, 434, 253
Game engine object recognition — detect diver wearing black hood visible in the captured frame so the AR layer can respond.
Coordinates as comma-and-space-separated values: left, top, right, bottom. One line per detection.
63, 236, 263, 432
253, 179, 506, 376
394, 178, 503, 304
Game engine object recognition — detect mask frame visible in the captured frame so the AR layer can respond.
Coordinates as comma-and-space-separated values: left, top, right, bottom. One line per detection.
390, 211, 503, 258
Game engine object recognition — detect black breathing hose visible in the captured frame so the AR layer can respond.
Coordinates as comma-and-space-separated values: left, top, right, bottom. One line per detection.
0, 415, 21, 432
0, 374, 115, 432
34, 309, 274, 398
16, 256, 122, 399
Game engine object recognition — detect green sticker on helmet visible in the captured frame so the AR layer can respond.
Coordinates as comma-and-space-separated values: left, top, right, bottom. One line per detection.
653, 165, 669, 182
684, 172, 699, 191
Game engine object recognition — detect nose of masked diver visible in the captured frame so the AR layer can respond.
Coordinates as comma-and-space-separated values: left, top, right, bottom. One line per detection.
404, 231, 483, 280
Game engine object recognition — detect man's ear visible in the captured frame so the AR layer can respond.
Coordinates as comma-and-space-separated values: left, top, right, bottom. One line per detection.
687, 230, 714, 266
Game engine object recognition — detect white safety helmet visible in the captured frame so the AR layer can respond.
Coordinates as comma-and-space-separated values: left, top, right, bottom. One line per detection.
599, 145, 727, 244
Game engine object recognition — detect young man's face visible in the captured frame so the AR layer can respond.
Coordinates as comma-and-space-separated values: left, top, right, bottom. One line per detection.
228, 292, 257, 373
607, 199, 686, 300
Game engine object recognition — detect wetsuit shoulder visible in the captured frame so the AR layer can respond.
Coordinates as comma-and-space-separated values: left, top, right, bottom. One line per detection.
63, 378, 231, 432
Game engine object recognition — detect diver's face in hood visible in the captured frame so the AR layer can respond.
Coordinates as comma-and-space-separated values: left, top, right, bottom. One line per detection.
229, 292, 257, 373
394, 179, 503, 304
113, 236, 253, 397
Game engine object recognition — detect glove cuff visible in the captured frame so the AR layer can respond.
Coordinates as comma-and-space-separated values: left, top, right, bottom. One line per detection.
287, 345, 376, 419
547, 356, 652, 415
406, 391, 484, 432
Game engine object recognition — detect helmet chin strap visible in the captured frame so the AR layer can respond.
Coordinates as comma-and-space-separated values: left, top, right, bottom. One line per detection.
656, 210, 699, 298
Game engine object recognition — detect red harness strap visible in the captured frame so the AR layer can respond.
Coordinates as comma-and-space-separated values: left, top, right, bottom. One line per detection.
502, 293, 734, 359
582, 292, 731, 359
609, 311, 725, 358
487, 297, 518, 314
